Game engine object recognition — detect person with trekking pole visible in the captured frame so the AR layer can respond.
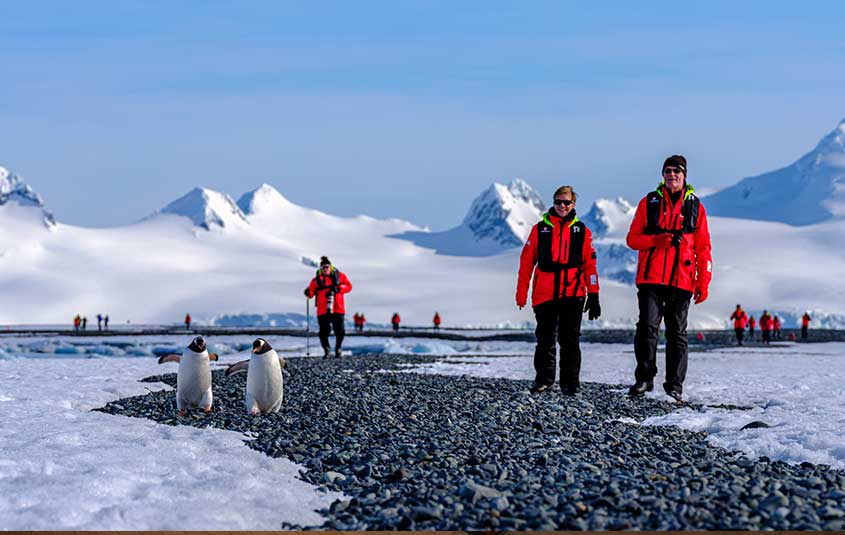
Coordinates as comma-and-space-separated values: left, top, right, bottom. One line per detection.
304, 256, 352, 358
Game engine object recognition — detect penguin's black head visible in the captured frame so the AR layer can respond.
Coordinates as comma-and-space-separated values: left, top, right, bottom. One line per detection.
252, 338, 272, 354
189, 336, 206, 353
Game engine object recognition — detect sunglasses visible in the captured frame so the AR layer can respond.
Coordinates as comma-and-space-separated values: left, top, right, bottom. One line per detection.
553, 199, 574, 206
663, 167, 684, 175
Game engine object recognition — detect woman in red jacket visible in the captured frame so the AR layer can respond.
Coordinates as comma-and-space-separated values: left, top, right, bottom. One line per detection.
626, 155, 712, 402
516, 185, 601, 396
305, 256, 352, 358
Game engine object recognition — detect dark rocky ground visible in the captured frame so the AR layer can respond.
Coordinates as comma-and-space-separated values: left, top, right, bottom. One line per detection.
96, 354, 845, 530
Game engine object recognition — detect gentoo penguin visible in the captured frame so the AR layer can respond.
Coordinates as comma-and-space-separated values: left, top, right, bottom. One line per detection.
225, 338, 287, 415
158, 336, 219, 415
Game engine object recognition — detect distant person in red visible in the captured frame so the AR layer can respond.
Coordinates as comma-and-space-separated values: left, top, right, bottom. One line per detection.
73, 314, 81, 332
352, 313, 361, 332
759, 311, 773, 345
625, 155, 712, 403
801, 312, 811, 339
391, 313, 401, 333
773, 315, 782, 340
730, 304, 748, 346
359, 312, 366, 332
748, 315, 756, 340
305, 256, 353, 358
433, 312, 441, 331
184, 313, 191, 330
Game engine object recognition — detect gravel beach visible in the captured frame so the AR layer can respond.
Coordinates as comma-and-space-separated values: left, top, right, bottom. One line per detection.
96, 354, 845, 530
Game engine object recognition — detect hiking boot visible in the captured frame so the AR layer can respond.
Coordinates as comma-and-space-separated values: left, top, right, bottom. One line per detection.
560, 384, 580, 396
322, 348, 330, 359
334, 349, 342, 358
628, 380, 654, 398
529, 382, 552, 394
664, 386, 683, 402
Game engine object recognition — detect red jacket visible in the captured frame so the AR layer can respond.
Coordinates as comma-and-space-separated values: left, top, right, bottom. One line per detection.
306, 268, 352, 315
392, 313, 400, 325
802, 314, 811, 328
516, 211, 599, 308
774, 317, 781, 330
433, 313, 441, 326
760, 313, 772, 331
749, 317, 756, 329
626, 183, 712, 294
730, 309, 748, 329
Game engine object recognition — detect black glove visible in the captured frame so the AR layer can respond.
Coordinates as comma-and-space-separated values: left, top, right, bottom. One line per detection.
304, 288, 310, 297
584, 293, 601, 320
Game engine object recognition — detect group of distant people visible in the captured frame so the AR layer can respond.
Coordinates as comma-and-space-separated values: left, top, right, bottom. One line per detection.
730, 305, 811, 346
72, 313, 109, 332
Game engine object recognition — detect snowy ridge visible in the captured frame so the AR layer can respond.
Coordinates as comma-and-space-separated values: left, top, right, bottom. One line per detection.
581, 197, 635, 239
706, 119, 845, 225
395, 179, 545, 256
0, 166, 55, 227
156, 187, 248, 230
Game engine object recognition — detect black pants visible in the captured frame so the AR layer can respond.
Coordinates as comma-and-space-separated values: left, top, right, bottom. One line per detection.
801, 326, 808, 339
634, 285, 691, 394
318, 313, 345, 351
532, 297, 585, 387
762, 329, 770, 344
734, 328, 744, 345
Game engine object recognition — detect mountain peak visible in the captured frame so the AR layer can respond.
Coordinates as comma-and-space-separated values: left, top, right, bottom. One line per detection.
158, 187, 248, 230
462, 179, 545, 247
581, 197, 635, 238
237, 183, 294, 216
0, 166, 56, 227
706, 119, 845, 225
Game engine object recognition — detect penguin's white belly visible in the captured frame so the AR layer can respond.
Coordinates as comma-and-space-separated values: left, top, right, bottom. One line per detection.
177, 353, 212, 409
246, 353, 283, 413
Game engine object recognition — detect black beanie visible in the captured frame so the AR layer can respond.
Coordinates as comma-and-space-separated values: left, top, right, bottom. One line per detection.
662, 154, 687, 175
320, 256, 331, 266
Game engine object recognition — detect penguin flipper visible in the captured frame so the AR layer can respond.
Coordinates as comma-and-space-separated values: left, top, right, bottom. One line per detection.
208, 352, 219, 361
278, 357, 288, 369
225, 359, 250, 376
158, 354, 181, 364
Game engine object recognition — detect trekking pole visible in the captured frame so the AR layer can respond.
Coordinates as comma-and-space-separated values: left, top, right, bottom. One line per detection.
306, 298, 312, 357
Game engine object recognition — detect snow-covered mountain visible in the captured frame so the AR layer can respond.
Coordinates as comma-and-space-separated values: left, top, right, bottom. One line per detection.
706, 119, 845, 225
394, 179, 545, 256
1, 162, 844, 329
0, 166, 55, 227
154, 187, 249, 230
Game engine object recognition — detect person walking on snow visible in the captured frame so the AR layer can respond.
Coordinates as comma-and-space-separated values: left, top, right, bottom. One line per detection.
748, 315, 756, 340
359, 312, 366, 332
73, 314, 81, 332
433, 312, 441, 331
184, 313, 192, 330
305, 256, 352, 358
104, 314, 109, 330
773, 315, 782, 340
801, 312, 811, 339
626, 155, 712, 403
391, 313, 401, 333
759, 310, 773, 345
516, 185, 601, 396
730, 304, 748, 346
82, 316, 87, 330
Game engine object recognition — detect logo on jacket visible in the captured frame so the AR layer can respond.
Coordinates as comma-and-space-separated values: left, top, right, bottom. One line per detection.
649, 197, 661, 203
572, 226, 581, 233
540, 227, 551, 233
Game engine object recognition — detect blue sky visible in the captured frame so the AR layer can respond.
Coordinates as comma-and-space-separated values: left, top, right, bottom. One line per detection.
2, 1, 844, 229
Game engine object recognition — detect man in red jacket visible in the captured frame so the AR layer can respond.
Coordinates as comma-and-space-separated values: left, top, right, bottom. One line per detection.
626, 155, 712, 402
305, 256, 353, 358
516, 185, 601, 396
730, 304, 748, 346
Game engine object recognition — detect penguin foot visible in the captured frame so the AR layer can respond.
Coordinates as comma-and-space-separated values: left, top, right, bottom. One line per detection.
178, 410, 187, 417
203, 406, 212, 413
